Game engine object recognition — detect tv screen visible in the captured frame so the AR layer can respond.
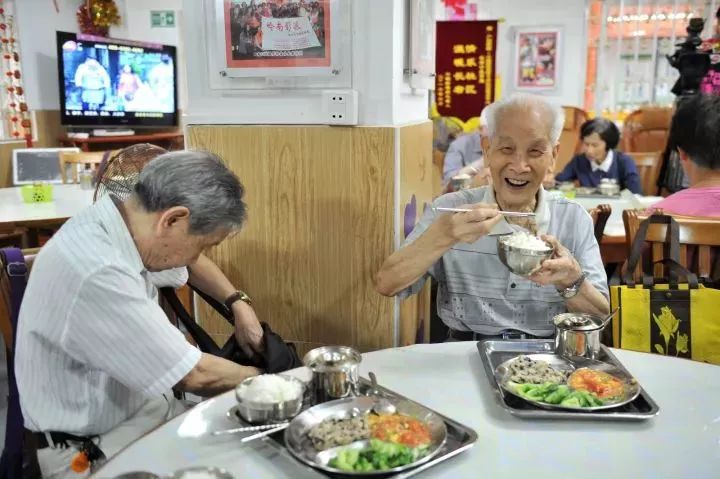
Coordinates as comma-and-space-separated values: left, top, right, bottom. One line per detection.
56, 31, 178, 128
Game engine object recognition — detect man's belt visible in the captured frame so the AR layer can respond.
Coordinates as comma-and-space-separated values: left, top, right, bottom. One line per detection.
32, 431, 94, 450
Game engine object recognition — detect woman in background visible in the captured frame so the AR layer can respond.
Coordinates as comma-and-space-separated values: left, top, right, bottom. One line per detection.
556, 118, 642, 194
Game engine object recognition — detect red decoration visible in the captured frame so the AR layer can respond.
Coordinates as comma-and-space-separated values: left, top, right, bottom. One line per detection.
76, 0, 121, 37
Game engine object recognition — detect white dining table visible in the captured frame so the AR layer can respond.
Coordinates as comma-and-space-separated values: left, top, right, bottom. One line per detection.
574, 193, 663, 237
0, 184, 95, 227
93, 342, 720, 479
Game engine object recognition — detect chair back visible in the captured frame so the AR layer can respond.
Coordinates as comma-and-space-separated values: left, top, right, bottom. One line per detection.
587, 204, 611, 245
621, 108, 672, 152
58, 150, 119, 184
627, 151, 662, 196
623, 210, 720, 283
556, 106, 588, 173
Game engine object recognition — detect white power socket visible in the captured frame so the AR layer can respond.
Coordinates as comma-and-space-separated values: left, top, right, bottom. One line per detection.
322, 90, 358, 125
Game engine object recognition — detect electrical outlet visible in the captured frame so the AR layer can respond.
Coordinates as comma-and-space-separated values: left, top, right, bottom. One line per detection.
322, 90, 358, 125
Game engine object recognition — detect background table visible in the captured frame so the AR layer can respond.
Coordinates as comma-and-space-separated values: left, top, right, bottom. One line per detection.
0, 184, 95, 245
95, 342, 720, 479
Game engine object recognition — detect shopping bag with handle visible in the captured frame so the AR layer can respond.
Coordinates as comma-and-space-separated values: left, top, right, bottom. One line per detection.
610, 214, 720, 364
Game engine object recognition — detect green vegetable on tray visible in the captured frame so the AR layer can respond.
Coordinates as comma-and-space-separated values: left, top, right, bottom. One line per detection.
513, 382, 604, 408
328, 439, 427, 472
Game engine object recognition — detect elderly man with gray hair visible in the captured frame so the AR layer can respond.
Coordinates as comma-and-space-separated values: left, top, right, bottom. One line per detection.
376, 93, 610, 341
15, 151, 262, 478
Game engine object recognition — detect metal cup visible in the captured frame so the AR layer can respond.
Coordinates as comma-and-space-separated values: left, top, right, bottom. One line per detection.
303, 346, 361, 404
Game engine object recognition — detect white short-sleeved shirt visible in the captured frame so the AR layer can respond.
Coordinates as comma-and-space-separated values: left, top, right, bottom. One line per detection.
399, 186, 608, 336
15, 195, 201, 434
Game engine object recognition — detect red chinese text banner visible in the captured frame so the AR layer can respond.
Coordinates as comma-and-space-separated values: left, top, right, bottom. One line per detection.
435, 20, 498, 122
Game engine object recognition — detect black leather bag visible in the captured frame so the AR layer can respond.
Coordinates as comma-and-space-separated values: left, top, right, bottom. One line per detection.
160, 286, 302, 373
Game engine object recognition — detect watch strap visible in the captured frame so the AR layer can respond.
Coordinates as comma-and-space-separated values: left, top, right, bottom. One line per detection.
224, 290, 252, 310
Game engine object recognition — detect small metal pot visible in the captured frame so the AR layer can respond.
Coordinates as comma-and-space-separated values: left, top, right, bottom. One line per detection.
553, 312, 609, 360
303, 346, 361, 403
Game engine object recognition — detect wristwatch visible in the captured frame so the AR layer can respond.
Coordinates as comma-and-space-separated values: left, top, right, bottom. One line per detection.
557, 273, 586, 299
224, 290, 252, 310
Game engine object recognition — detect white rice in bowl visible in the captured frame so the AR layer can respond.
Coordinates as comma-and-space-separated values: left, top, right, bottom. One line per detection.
236, 374, 302, 404
502, 231, 550, 251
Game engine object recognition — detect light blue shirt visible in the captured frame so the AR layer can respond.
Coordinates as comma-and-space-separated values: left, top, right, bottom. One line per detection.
399, 186, 608, 336
442, 132, 483, 182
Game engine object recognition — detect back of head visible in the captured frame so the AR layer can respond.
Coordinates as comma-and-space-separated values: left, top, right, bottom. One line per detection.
133, 150, 247, 235
669, 94, 720, 171
483, 93, 565, 144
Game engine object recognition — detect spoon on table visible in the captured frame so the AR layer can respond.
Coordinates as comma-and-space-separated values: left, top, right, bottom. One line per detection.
368, 372, 396, 416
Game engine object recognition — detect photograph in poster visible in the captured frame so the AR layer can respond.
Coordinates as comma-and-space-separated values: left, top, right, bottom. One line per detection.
514, 28, 560, 90
223, 0, 331, 69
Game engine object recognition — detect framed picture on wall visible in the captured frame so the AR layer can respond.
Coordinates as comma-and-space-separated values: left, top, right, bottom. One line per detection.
513, 27, 561, 91
212, 0, 343, 78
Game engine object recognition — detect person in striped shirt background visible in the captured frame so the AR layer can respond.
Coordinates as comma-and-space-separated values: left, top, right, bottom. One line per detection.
15, 151, 264, 478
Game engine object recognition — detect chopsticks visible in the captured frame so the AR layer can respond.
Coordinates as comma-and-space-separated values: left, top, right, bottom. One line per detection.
433, 207, 536, 218
211, 422, 289, 437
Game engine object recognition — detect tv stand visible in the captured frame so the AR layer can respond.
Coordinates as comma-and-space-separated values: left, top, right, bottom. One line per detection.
93, 128, 135, 137
59, 130, 184, 152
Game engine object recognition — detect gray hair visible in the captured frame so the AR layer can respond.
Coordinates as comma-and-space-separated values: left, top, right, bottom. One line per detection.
133, 150, 247, 235
483, 93, 565, 144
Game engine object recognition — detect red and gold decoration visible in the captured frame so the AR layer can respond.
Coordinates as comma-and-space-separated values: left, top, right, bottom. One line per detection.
77, 0, 121, 37
435, 20, 498, 122
0, 0, 32, 146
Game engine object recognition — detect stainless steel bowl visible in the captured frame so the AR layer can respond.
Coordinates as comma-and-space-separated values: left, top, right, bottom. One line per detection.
234, 375, 305, 424
497, 236, 553, 276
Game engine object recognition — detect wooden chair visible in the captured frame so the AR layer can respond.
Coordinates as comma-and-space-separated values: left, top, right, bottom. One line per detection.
627, 151, 662, 196
0, 224, 28, 249
623, 210, 720, 283
556, 106, 589, 173
587, 204, 612, 245
621, 107, 672, 153
58, 150, 119, 184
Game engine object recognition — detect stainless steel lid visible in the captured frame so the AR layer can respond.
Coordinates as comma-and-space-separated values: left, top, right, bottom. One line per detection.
303, 346, 361, 372
553, 313, 605, 331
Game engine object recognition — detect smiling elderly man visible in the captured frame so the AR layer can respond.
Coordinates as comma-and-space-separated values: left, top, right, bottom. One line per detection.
15, 151, 263, 478
376, 94, 609, 340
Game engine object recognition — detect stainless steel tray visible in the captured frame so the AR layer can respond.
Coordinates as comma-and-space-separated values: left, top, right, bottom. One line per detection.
230, 378, 478, 478
478, 339, 660, 421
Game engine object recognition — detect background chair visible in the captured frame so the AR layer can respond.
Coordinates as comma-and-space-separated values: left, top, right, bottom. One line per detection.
621, 107, 672, 153
58, 150, 119, 184
623, 210, 720, 283
587, 204, 612, 245
0, 225, 28, 249
556, 106, 589, 174
627, 151, 662, 196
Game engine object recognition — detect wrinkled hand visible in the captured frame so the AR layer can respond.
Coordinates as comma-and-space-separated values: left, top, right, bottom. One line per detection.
434, 202, 502, 244
528, 235, 583, 289
232, 301, 265, 358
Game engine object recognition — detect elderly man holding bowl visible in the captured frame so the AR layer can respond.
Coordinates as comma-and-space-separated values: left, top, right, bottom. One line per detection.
376, 94, 610, 341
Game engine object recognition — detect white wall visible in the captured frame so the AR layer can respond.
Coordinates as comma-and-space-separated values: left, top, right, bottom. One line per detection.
182, 0, 428, 126
471, 0, 588, 107
15, 0, 185, 111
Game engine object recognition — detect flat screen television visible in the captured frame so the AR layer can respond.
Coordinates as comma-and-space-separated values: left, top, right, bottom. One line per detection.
56, 31, 178, 128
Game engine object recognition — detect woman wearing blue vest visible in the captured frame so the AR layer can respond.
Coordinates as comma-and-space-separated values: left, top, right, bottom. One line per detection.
556, 118, 642, 194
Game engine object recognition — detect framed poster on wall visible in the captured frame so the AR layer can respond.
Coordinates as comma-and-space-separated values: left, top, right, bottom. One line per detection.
513, 27, 561, 91
211, 0, 345, 78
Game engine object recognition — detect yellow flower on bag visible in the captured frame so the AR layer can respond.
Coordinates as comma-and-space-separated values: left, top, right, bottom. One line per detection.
653, 306, 681, 355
